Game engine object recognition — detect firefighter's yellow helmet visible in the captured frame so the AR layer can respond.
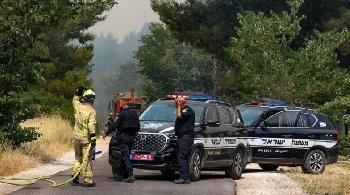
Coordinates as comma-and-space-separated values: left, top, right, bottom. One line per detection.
82, 89, 96, 104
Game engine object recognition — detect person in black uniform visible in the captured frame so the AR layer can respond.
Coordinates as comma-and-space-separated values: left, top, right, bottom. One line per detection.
107, 104, 140, 183
174, 97, 195, 184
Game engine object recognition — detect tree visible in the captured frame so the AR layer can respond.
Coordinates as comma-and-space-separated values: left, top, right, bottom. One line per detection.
136, 23, 215, 100
152, 0, 350, 61
34, 0, 116, 99
226, 0, 350, 105
0, 0, 116, 146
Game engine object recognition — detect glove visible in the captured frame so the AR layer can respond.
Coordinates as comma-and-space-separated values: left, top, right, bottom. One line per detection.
75, 86, 86, 96
90, 133, 96, 149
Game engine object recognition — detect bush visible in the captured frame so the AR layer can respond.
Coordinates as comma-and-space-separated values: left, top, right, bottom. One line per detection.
339, 134, 350, 155
23, 91, 75, 124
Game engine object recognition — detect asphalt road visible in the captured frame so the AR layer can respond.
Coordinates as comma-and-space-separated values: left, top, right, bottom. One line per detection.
12, 154, 236, 195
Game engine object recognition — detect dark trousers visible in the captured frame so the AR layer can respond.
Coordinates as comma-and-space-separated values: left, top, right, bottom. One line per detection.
110, 133, 133, 178
119, 143, 133, 178
177, 135, 194, 180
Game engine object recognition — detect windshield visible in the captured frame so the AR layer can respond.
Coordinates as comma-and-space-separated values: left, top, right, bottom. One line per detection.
140, 101, 204, 123
238, 106, 267, 125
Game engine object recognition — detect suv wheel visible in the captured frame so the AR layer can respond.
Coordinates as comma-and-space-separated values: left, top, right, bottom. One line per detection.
225, 149, 244, 180
258, 164, 279, 171
302, 149, 326, 174
189, 148, 202, 181
161, 169, 175, 179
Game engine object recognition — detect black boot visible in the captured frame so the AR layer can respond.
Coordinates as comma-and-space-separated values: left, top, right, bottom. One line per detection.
123, 176, 135, 183
71, 176, 79, 186
113, 173, 123, 181
174, 178, 190, 184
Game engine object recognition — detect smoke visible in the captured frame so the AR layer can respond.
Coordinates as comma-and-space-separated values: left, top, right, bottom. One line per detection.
90, 24, 150, 129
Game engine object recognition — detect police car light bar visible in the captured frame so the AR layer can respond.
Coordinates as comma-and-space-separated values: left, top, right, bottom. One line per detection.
166, 94, 214, 101
190, 95, 214, 100
166, 94, 190, 99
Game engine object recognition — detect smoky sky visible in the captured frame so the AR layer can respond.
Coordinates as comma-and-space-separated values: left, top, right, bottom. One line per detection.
88, 0, 159, 42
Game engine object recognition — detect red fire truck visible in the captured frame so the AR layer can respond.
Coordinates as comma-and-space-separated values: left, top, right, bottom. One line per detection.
108, 89, 145, 117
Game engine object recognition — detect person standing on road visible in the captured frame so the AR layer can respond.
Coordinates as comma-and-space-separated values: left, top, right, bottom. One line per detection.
71, 87, 97, 187
108, 104, 140, 183
174, 97, 195, 184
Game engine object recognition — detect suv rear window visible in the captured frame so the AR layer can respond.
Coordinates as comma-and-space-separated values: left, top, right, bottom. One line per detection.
218, 106, 232, 124
238, 106, 267, 125
314, 114, 334, 129
230, 108, 242, 125
140, 101, 204, 123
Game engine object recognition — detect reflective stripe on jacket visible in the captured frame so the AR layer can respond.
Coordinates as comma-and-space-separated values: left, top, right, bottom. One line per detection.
73, 96, 96, 139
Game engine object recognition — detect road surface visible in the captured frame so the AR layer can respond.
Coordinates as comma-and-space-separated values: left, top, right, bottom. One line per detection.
12, 154, 236, 195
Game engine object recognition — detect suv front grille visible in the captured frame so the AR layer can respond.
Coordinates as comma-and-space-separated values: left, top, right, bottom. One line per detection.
132, 133, 168, 152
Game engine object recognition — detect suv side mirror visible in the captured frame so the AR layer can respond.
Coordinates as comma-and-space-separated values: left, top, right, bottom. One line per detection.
258, 121, 270, 131
206, 120, 221, 127
259, 121, 266, 127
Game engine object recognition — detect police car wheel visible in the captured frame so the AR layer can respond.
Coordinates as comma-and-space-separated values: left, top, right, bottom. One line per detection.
189, 148, 202, 181
258, 164, 279, 171
302, 149, 326, 174
225, 149, 244, 180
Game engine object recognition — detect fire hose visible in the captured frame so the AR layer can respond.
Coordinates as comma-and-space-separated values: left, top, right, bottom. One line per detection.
0, 144, 101, 187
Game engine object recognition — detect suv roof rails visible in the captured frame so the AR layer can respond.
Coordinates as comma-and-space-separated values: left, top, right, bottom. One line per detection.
206, 100, 231, 106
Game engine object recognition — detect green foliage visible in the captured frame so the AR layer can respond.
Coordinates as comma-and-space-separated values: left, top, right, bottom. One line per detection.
318, 96, 350, 124
152, 0, 350, 61
226, 0, 350, 104
136, 23, 215, 100
0, 0, 116, 146
339, 134, 350, 155
152, 0, 350, 103
24, 91, 75, 123
46, 70, 91, 99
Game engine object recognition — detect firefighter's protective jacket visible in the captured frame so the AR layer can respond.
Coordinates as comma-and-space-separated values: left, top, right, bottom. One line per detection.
72, 96, 96, 140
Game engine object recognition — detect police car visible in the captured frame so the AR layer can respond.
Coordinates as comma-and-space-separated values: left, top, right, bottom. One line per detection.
130, 94, 249, 181
238, 102, 339, 174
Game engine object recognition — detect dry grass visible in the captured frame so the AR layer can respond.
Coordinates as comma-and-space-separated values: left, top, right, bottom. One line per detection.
280, 161, 350, 195
0, 116, 73, 176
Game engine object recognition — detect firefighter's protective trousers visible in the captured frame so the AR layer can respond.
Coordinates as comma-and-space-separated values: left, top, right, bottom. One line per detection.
72, 139, 93, 183
72, 96, 96, 183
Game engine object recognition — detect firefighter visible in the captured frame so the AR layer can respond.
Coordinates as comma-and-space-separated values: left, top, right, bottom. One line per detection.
108, 104, 140, 183
174, 97, 195, 184
71, 87, 97, 187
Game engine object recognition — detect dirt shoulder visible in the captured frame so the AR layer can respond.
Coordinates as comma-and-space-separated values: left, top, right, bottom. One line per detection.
281, 159, 350, 195
236, 163, 305, 195
0, 138, 110, 195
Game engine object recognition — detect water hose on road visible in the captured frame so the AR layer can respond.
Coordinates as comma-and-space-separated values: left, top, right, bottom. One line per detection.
0, 144, 92, 187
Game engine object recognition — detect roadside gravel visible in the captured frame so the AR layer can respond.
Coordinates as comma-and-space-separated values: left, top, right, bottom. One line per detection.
0, 137, 110, 195
237, 164, 306, 195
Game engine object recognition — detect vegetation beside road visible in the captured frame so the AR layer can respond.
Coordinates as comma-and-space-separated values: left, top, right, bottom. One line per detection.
281, 159, 350, 195
0, 116, 73, 176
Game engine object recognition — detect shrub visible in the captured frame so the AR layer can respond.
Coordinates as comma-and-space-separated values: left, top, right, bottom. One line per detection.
23, 91, 75, 124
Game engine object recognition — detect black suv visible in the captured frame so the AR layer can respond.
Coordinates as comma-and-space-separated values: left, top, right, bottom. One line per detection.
129, 97, 248, 181
238, 104, 339, 174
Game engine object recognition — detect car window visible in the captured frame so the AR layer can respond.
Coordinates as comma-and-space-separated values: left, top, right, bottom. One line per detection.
218, 106, 232, 124
139, 101, 204, 123
315, 114, 334, 129
296, 113, 309, 127
205, 106, 218, 123
306, 113, 318, 127
265, 111, 283, 127
238, 106, 267, 125
265, 111, 301, 127
230, 108, 242, 125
